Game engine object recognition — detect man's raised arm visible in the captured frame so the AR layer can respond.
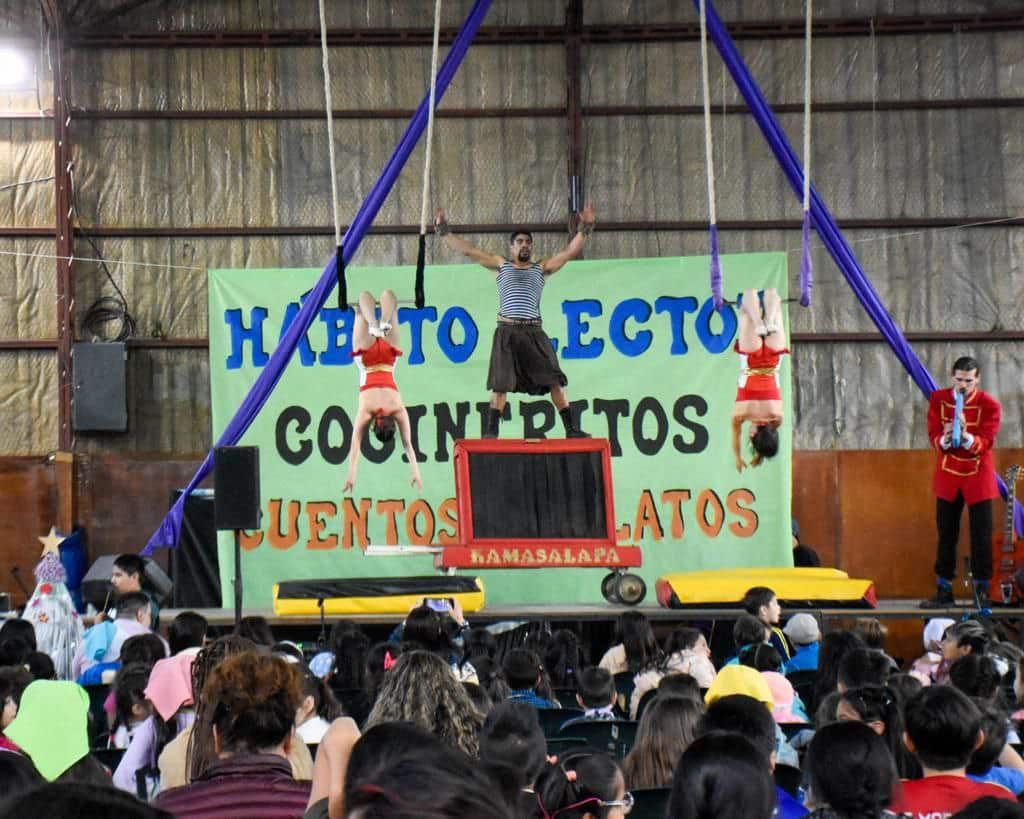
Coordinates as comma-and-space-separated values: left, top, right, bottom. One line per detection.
541, 202, 596, 275
435, 208, 503, 271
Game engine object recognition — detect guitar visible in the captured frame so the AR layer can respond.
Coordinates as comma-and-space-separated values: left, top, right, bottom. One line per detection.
993, 464, 1022, 604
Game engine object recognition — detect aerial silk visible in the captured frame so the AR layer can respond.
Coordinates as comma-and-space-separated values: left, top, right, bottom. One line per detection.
697, 0, 723, 309
143, 0, 495, 554
414, 0, 443, 310
695, 0, 1023, 533
799, 0, 813, 307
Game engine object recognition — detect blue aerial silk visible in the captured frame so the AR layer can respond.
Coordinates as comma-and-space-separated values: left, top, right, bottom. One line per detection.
144, 0, 495, 554
695, 0, 1023, 534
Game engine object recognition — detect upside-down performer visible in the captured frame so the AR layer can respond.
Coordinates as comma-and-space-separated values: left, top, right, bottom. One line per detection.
732, 287, 788, 472
343, 289, 423, 493
434, 204, 596, 439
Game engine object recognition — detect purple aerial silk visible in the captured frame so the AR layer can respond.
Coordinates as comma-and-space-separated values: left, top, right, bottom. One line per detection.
696, 0, 1023, 535
799, 210, 813, 307
709, 224, 723, 309
143, 0, 495, 554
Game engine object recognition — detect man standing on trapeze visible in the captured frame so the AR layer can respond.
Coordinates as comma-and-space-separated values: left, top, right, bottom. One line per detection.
732, 287, 787, 471
434, 204, 597, 439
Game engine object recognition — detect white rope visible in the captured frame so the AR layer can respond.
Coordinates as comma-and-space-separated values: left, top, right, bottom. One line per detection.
802, 0, 812, 211
419, 0, 443, 235
0, 249, 203, 272
698, 0, 717, 226
317, 0, 342, 247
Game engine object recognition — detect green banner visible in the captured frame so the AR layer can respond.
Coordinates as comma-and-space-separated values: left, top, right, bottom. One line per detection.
209, 253, 792, 607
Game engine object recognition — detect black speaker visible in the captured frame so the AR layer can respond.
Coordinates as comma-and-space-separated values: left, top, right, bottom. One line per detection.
73, 342, 127, 432
169, 490, 222, 608
213, 446, 261, 530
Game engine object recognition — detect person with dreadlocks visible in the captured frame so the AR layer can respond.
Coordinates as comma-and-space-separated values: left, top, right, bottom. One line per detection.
732, 287, 788, 471
343, 289, 423, 493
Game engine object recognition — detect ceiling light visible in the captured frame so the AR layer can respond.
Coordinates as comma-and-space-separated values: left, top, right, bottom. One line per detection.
0, 43, 35, 91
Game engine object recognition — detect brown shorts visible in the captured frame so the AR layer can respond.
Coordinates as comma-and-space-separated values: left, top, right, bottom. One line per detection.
486, 323, 568, 395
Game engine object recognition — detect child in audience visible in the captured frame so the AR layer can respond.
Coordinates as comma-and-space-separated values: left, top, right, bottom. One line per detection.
852, 618, 888, 651
837, 685, 921, 779
338, 722, 513, 819
478, 701, 547, 816
910, 617, 955, 686
235, 615, 275, 647
669, 732, 776, 819
936, 620, 990, 685
741, 586, 791, 660
110, 662, 153, 750
503, 649, 559, 709
698, 691, 807, 818
949, 654, 1002, 703
544, 628, 587, 691
967, 704, 1024, 796
725, 614, 772, 666
949, 799, 1024, 819
782, 613, 820, 673
598, 611, 662, 675
656, 672, 703, 704
295, 663, 342, 744
889, 686, 1016, 815
763, 671, 810, 724
812, 631, 866, 711
804, 721, 899, 819
623, 695, 702, 790
887, 672, 923, 706
0, 667, 32, 735
836, 647, 894, 692
533, 751, 630, 819
560, 667, 618, 731
662, 627, 716, 688
166, 612, 208, 656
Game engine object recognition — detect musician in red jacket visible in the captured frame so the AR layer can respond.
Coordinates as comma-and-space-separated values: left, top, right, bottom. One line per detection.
921, 356, 1001, 608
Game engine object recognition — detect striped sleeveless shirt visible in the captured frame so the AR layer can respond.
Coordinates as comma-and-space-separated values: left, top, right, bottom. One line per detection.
497, 260, 545, 320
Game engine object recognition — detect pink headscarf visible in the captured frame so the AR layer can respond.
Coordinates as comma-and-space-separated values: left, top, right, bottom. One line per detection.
762, 671, 802, 724
145, 652, 196, 722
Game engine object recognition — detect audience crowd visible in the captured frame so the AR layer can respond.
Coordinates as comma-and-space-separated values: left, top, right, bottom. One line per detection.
3, 572, 1024, 819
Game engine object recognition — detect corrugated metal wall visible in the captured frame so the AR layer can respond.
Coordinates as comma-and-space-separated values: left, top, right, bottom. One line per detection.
1, 0, 1020, 454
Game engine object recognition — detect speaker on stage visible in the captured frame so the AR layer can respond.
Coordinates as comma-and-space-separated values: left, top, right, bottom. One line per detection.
213, 446, 261, 531
169, 489, 221, 609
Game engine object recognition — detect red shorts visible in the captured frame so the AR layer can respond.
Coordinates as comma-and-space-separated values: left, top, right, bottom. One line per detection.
360, 370, 397, 392
736, 374, 781, 402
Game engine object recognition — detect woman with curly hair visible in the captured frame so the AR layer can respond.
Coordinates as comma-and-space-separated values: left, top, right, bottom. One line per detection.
623, 695, 703, 790
364, 650, 483, 757
154, 651, 310, 818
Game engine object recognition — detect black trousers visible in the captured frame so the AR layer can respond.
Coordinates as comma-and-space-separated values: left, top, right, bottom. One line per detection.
934, 494, 993, 581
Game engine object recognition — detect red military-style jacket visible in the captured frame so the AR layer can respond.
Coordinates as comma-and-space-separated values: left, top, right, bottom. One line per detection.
927, 387, 1001, 504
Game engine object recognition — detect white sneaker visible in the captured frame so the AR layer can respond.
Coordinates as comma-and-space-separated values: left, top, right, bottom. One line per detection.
369, 326, 385, 339
764, 322, 781, 335
755, 322, 769, 337
379, 321, 392, 336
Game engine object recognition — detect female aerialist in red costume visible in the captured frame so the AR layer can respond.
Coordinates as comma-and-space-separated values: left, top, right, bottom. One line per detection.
343, 289, 423, 493
732, 287, 788, 472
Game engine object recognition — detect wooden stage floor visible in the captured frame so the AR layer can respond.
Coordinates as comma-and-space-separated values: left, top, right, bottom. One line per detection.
163, 598, 1024, 629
